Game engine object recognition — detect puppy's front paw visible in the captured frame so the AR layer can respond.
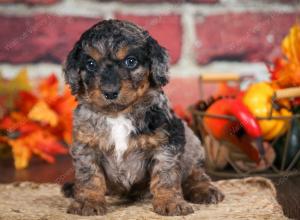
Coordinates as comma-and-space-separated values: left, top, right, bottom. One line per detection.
153, 198, 194, 216
67, 200, 107, 216
188, 185, 225, 204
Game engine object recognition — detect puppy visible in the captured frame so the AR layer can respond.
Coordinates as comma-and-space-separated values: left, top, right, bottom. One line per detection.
62, 19, 224, 216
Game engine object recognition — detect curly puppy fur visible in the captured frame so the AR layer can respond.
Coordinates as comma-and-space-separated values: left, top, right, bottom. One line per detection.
62, 19, 224, 216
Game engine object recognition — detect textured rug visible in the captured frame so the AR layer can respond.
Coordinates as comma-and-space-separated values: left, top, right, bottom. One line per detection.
0, 177, 286, 220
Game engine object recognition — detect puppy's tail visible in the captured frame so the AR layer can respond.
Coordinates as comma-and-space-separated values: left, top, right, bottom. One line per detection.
61, 182, 75, 198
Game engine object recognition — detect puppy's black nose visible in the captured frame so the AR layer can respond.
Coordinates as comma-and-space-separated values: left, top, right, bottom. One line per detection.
103, 91, 119, 100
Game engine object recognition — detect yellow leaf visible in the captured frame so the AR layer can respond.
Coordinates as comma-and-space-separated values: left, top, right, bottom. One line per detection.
0, 68, 31, 94
13, 68, 31, 91
9, 140, 32, 169
28, 101, 58, 127
0, 68, 32, 110
282, 24, 300, 64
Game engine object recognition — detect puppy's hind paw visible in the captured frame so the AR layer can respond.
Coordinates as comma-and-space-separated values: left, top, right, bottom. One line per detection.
67, 200, 107, 216
153, 198, 194, 216
188, 185, 225, 205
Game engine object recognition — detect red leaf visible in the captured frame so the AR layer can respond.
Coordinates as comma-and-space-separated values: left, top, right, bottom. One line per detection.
15, 91, 38, 114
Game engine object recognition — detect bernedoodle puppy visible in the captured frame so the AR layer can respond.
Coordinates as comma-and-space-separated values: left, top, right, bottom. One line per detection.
62, 19, 224, 216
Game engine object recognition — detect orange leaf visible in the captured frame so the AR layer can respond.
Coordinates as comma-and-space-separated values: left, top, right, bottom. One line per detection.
31, 130, 67, 163
51, 86, 77, 114
51, 115, 73, 144
267, 58, 287, 81
8, 129, 67, 168
38, 73, 59, 104
28, 101, 58, 127
31, 146, 55, 164
50, 86, 76, 144
0, 112, 27, 131
37, 138, 68, 155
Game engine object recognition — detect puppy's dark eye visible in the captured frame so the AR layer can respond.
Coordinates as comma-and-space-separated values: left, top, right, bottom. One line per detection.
85, 59, 97, 72
124, 56, 138, 69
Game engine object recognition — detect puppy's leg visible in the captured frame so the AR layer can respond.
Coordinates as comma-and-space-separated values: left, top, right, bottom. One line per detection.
67, 142, 107, 216
182, 166, 224, 204
150, 151, 194, 216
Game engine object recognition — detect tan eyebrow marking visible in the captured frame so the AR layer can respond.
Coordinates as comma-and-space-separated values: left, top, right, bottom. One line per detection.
116, 46, 129, 60
85, 46, 103, 62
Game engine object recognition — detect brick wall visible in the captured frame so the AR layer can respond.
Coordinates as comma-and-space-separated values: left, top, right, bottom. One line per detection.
0, 0, 299, 106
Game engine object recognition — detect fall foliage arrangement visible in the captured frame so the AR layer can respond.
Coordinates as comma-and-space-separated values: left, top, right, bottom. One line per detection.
0, 70, 76, 169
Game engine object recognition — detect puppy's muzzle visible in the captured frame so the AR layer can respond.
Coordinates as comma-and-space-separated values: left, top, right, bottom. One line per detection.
100, 68, 120, 100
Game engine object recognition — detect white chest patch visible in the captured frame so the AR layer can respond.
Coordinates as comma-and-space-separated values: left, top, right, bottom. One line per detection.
106, 116, 135, 161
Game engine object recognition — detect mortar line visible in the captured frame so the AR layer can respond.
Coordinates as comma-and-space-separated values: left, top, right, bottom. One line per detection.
0, 61, 269, 79
172, 4, 200, 74
0, 0, 298, 17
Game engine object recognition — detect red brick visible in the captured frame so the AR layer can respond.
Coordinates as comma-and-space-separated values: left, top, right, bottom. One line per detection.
240, 0, 297, 3
120, 0, 185, 2
0, 15, 99, 63
164, 77, 200, 108
189, 0, 218, 3
195, 12, 299, 64
0, 0, 60, 5
116, 14, 182, 64
120, 0, 218, 3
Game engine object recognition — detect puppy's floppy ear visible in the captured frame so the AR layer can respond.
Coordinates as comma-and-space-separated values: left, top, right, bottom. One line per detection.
63, 41, 83, 95
147, 36, 169, 87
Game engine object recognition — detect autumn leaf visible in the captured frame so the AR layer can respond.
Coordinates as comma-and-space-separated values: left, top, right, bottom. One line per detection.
269, 24, 300, 88
28, 101, 59, 127
267, 58, 287, 81
8, 129, 67, 169
0, 68, 31, 93
282, 24, 300, 64
15, 91, 38, 114
0, 112, 28, 132
31, 130, 67, 163
36, 136, 68, 155
50, 86, 76, 114
8, 138, 32, 169
50, 86, 76, 144
0, 95, 8, 118
0, 69, 31, 110
38, 73, 59, 104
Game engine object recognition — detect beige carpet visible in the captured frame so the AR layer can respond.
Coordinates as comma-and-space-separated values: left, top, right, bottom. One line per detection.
0, 177, 286, 220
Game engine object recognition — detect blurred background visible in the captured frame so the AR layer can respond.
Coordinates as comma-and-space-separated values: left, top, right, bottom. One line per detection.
0, 0, 300, 218
0, 0, 299, 107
